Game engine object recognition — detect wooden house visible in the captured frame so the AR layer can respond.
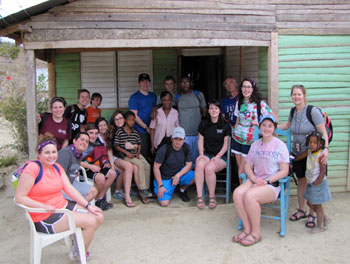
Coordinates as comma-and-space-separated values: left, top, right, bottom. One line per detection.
0, 0, 349, 192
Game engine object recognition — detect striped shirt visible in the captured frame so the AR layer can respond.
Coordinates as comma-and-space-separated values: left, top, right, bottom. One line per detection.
114, 127, 141, 158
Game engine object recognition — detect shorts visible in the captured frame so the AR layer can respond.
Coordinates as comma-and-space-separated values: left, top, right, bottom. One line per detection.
63, 180, 93, 200
204, 153, 228, 163
154, 170, 194, 201
292, 157, 307, 179
267, 184, 281, 201
34, 200, 77, 234
231, 139, 250, 157
86, 167, 110, 180
304, 179, 332, 205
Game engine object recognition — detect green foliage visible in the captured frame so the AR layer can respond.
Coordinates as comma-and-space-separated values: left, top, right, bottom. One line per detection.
0, 74, 48, 153
0, 156, 17, 167
0, 42, 20, 60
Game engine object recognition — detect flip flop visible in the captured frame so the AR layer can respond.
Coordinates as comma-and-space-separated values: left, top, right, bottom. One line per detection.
208, 197, 216, 209
289, 208, 307, 221
197, 197, 205, 209
239, 233, 262, 247
232, 231, 249, 243
124, 199, 136, 207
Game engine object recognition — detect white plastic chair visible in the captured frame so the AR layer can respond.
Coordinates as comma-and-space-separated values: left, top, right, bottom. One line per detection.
15, 202, 86, 264
79, 166, 111, 203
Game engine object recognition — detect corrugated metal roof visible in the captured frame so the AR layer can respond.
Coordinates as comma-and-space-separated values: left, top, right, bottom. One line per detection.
0, 0, 69, 29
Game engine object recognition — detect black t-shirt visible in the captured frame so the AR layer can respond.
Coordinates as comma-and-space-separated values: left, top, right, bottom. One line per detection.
64, 104, 87, 140
198, 118, 231, 156
155, 143, 192, 180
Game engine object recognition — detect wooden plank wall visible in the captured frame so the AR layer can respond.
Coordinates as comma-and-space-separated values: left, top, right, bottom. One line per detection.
55, 53, 81, 106
258, 47, 268, 101
278, 35, 350, 193
225, 47, 240, 82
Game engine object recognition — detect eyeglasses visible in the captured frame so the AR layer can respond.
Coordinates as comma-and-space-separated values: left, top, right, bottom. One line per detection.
242, 86, 253, 90
114, 117, 124, 121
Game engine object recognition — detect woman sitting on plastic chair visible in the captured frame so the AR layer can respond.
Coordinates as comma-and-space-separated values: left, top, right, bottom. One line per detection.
15, 133, 104, 260
232, 115, 289, 246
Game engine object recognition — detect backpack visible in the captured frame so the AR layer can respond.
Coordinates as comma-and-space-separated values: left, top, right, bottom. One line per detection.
156, 137, 189, 164
290, 105, 333, 144
11, 160, 60, 188
175, 90, 202, 110
39, 112, 72, 136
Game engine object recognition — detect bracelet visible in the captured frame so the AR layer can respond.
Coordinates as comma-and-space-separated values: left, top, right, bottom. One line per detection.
159, 184, 164, 188
85, 202, 91, 209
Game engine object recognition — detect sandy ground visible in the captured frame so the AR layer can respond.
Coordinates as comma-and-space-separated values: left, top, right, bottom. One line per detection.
0, 117, 349, 264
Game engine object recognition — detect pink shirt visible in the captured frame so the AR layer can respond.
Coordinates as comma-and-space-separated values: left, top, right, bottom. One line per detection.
150, 107, 179, 148
246, 137, 289, 179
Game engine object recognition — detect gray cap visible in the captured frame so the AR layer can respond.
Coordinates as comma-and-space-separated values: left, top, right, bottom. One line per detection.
172, 127, 186, 139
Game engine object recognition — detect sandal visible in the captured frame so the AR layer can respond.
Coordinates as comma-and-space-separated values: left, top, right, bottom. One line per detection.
289, 208, 307, 221
232, 231, 249, 243
138, 191, 150, 204
305, 214, 316, 228
197, 197, 205, 209
124, 199, 136, 207
208, 197, 216, 209
239, 233, 262, 247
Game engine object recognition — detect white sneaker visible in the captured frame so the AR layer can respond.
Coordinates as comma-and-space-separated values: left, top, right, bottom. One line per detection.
69, 250, 93, 262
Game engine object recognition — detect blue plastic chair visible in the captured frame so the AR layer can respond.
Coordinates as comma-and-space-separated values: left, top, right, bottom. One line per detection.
203, 137, 231, 204
237, 128, 291, 236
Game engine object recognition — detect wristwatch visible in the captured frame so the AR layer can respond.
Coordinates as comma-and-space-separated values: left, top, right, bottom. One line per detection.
265, 177, 270, 184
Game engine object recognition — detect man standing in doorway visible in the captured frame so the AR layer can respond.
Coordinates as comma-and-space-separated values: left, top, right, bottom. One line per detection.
221, 77, 238, 129
129, 73, 157, 160
64, 89, 90, 143
176, 76, 207, 166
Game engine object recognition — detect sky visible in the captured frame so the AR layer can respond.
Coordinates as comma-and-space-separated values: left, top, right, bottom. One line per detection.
0, 0, 47, 17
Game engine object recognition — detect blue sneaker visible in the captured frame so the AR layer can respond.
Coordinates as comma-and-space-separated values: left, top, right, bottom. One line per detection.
113, 190, 125, 200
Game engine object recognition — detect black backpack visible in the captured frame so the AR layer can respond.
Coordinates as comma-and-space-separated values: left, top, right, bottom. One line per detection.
290, 105, 333, 144
157, 137, 189, 164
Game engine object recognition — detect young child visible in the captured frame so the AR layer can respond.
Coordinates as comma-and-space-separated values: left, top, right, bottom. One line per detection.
114, 111, 152, 204
86, 92, 102, 123
81, 123, 116, 210
304, 131, 332, 234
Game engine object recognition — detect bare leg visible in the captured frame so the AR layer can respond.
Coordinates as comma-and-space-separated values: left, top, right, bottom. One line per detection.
195, 156, 210, 198
85, 186, 97, 202
115, 159, 134, 203
308, 204, 328, 234
100, 169, 116, 199
94, 173, 105, 200
204, 159, 227, 198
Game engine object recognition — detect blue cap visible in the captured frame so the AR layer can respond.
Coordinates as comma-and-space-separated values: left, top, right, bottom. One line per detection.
259, 114, 277, 126
172, 127, 186, 139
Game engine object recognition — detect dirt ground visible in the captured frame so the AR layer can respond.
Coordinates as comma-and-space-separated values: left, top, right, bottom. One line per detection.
0, 117, 349, 264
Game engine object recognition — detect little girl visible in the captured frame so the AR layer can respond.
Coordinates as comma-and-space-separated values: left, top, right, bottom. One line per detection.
304, 131, 332, 234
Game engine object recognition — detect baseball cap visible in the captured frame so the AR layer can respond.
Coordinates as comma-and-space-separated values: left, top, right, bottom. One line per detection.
172, 127, 186, 139
259, 114, 277, 126
138, 73, 151, 82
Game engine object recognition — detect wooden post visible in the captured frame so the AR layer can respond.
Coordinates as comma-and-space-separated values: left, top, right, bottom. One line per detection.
347, 120, 350, 191
268, 32, 279, 114
25, 49, 37, 160
48, 49, 56, 99
239, 47, 243, 80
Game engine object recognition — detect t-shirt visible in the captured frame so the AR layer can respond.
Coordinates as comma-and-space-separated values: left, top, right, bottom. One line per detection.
39, 113, 72, 150
86, 106, 101, 123
221, 96, 238, 126
288, 105, 324, 155
234, 100, 271, 145
57, 146, 81, 184
177, 90, 206, 136
155, 143, 192, 180
198, 118, 231, 156
149, 107, 179, 148
114, 127, 141, 158
22, 161, 66, 222
246, 137, 289, 179
305, 149, 323, 184
64, 104, 87, 141
128, 90, 157, 134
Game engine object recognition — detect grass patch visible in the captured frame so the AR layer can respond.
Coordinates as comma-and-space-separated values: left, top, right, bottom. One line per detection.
0, 156, 17, 167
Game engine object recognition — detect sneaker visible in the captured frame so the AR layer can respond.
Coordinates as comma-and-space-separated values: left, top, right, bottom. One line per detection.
179, 190, 190, 202
69, 250, 93, 262
104, 198, 113, 209
95, 199, 109, 211
113, 190, 125, 200
140, 189, 153, 198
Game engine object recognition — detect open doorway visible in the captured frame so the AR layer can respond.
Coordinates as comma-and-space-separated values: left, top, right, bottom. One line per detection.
181, 55, 224, 102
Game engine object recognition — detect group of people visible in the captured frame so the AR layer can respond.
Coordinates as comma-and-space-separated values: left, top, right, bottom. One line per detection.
15, 73, 332, 260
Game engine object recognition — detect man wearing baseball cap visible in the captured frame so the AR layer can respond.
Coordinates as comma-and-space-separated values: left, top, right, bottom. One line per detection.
129, 73, 157, 160
153, 127, 194, 206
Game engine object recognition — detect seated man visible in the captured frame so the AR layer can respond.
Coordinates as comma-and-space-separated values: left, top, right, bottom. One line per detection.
57, 132, 97, 202
81, 123, 117, 211
153, 127, 194, 207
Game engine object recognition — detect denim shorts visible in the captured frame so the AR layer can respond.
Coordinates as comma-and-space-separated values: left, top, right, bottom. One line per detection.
231, 139, 250, 157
